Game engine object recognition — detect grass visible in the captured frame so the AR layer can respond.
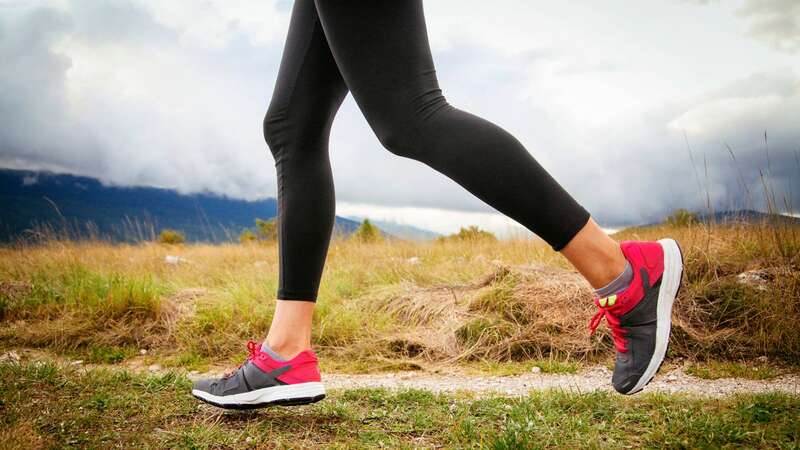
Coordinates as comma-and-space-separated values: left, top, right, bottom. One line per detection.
1, 361, 798, 449
0, 221, 798, 373
685, 361, 787, 381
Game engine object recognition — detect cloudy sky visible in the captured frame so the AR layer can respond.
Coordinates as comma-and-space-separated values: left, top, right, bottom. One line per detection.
1, 0, 798, 236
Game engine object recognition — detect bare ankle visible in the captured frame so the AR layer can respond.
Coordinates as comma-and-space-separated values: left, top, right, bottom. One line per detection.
264, 338, 309, 360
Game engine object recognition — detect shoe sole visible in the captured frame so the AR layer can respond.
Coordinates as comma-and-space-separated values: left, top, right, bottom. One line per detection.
192, 381, 326, 410
624, 238, 684, 395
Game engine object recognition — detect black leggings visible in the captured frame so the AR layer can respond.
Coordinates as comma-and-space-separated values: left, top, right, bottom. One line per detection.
264, 0, 590, 301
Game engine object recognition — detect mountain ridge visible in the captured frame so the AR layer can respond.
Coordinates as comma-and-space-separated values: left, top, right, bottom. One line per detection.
0, 168, 361, 243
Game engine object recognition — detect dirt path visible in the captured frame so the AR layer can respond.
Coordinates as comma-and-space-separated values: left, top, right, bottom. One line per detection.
319, 366, 800, 397
3, 349, 797, 397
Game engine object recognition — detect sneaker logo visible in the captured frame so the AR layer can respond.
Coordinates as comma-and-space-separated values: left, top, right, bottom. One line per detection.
599, 295, 617, 307
268, 365, 292, 378
259, 364, 292, 386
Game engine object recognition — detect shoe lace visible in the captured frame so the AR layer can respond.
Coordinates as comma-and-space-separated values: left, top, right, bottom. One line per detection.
588, 295, 628, 353
222, 340, 260, 379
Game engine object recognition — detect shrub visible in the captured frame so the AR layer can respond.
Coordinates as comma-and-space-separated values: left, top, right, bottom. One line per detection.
438, 225, 497, 243
157, 229, 185, 244
255, 218, 278, 241
238, 229, 258, 243
665, 209, 700, 227
352, 219, 382, 243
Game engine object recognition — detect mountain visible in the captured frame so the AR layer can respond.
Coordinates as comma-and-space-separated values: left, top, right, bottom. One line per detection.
344, 216, 440, 241
697, 209, 800, 226
0, 168, 361, 243
635, 209, 800, 229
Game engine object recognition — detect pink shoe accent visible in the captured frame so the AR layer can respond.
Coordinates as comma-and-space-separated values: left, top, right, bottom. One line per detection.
589, 241, 665, 353
249, 342, 321, 384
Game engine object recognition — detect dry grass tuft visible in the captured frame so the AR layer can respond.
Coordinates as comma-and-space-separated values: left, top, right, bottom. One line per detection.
359, 263, 599, 363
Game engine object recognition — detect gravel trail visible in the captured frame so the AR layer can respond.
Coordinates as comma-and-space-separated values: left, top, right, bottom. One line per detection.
321, 366, 800, 397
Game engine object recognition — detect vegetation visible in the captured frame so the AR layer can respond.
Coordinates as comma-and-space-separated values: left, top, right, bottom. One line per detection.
684, 361, 787, 381
438, 225, 497, 243
255, 218, 278, 241
351, 218, 382, 243
157, 229, 185, 245
665, 208, 700, 227
238, 218, 280, 244
238, 228, 258, 243
1, 361, 798, 449
1, 220, 798, 371
1, 218, 798, 447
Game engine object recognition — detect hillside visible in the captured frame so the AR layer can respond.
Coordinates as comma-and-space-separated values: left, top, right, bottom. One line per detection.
344, 216, 440, 241
698, 209, 800, 226
0, 168, 361, 243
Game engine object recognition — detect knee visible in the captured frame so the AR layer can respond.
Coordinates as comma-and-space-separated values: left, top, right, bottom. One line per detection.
373, 120, 425, 160
262, 108, 284, 157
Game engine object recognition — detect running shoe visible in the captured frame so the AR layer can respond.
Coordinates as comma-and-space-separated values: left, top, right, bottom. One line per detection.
589, 239, 683, 395
191, 341, 325, 409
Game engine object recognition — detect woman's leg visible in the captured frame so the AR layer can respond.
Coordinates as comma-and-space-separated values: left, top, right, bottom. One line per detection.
313, 0, 624, 282
262, 0, 348, 357
191, 4, 341, 402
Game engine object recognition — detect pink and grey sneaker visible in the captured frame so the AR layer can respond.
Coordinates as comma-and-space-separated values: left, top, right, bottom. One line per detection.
191, 341, 325, 409
589, 239, 684, 395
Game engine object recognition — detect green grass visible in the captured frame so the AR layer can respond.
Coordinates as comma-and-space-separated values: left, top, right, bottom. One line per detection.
685, 361, 787, 380
1, 265, 163, 321
78, 344, 138, 364
1, 362, 798, 449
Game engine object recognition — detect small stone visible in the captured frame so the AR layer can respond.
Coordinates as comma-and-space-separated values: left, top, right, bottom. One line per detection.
148, 364, 162, 372
667, 374, 678, 382
757, 355, 768, 362
736, 270, 769, 291
245, 437, 254, 444
406, 256, 420, 265
139, 349, 147, 355
0, 350, 20, 363
164, 255, 181, 265
71, 360, 83, 366
531, 366, 542, 374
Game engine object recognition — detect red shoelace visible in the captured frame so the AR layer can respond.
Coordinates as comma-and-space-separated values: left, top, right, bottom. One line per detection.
588, 298, 629, 353
222, 340, 260, 378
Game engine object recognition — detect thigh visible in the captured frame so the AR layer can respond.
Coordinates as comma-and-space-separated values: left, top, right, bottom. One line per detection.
313, 0, 443, 125
267, 0, 348, 127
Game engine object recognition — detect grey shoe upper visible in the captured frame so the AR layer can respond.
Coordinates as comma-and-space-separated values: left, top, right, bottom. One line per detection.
611, 268, 661, 394
193, 360, 291, 397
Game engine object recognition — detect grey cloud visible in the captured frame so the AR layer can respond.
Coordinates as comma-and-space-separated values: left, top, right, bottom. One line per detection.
0, 6, 100, 171
69, 1, 175, 43
737, 0, 800, 52
581, 69, 800, 225
0, 1, 283, 199
1, 1, 797, 230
